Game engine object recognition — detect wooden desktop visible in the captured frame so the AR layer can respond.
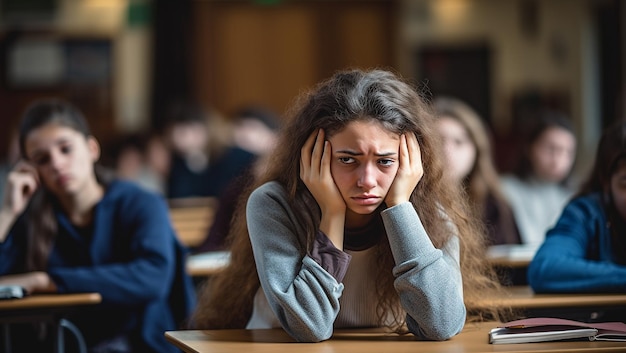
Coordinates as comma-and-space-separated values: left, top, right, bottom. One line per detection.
165, 323, 626, 353
0, 293, 102, 353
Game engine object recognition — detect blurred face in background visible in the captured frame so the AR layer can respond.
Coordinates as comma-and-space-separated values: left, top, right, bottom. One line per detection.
610, 159, 626, 222
436, 116, 476, 183
24, 123, 99, 199
530, 127, 576, 183
169, 121, 208, 156
233, 117, 277, 156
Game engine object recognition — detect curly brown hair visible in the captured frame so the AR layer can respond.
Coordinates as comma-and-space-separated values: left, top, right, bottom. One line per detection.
192, 69, 507, 330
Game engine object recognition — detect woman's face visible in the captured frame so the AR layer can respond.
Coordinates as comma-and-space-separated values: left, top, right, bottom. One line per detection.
530, 126, 576, 183
436, 116, 477, 183
610, 161, 626, 221
327, 120, 400, 222
24, 123, 99, 198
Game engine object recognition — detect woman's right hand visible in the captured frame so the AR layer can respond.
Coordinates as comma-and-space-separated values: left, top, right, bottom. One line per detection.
300, 129, 345, 215
2, 161, 39, 217
300, 129, 346, 249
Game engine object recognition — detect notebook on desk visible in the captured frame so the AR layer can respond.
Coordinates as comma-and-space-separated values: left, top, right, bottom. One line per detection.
187, 251, 231, 272
486, 244, 540, 261
0, 285, 25, 300
489, 317, 626, 344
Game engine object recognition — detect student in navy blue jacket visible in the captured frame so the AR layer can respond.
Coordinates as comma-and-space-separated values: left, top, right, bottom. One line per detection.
0, 99, 196, 353
528, 121, 626, 294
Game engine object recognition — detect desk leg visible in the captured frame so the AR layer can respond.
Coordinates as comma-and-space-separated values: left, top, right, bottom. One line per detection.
55, 321, 65, 353
58, 319, 87, 353
2, 324, 11, 353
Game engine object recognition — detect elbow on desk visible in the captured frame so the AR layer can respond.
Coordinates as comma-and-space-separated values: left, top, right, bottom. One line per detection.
527, 260, 545, 292
282, 319, 333, 343
407, 308, 465, 341
527, 259, 560, 294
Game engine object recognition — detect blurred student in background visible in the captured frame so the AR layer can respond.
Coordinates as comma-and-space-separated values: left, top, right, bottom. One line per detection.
231, 105, 280, 158
528, 121, 626, 294
0, 99, 196, 353
433, 97, 520, 245
164, 101, 256, 199
111, 132, 166, 195
0, 131, 20, 203
501, 111, 577, 246
194, 105, 281, 253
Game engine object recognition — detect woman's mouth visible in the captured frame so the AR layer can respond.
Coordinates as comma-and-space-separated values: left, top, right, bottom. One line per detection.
351, 195, 380, 205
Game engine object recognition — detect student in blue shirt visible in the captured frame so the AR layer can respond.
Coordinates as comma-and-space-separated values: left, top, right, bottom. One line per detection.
528, 121, 626, 294
0, 99, 196, 353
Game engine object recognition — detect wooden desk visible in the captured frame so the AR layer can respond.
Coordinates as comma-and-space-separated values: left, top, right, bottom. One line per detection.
469, 286, 626, 323
487, 245, 537, 269
169, 199, 218, 248
0, 293, 102, 353
186, 251, 230, 277
470, 286, 626, 310
0, 293, 101, 312
165, 323, 626, 353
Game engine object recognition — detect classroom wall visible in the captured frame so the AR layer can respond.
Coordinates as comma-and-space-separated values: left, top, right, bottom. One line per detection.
396, 0, 600, 178
0, 0, 620, 179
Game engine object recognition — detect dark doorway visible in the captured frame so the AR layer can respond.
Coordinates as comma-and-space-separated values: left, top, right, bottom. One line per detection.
417, 44, 491, 126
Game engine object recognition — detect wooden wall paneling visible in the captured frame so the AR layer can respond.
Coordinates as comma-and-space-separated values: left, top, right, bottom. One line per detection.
192, 1, 395, 119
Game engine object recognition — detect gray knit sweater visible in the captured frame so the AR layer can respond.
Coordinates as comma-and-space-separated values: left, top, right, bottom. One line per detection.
245, 181, 465, 342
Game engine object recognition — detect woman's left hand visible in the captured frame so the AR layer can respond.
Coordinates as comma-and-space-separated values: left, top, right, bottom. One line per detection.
0, 272, 57, 294
385, 133, 424, 207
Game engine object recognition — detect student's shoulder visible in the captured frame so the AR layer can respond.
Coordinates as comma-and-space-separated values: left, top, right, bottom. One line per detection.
248, 181, 289, 205
566, 192, 605, 215
500, 174, 524, 190
104, 180, 165, 208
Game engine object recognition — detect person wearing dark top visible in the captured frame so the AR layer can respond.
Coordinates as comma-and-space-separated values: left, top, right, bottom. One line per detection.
529, 121, 626, 293
0, 99, 196, 353
433, 96, 520, 245
194, 106, 281, 253
164, 101, 256, 199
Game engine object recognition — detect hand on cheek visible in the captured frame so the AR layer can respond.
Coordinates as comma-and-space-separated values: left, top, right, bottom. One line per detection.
300, 129, 346, 249
385, 133, 424, 207
300, 129, 346, 215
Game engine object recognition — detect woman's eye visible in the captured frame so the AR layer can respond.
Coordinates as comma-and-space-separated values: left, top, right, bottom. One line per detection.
33, 155, 50, 166
339, 157, 355, 164
60, 145, 72, 154
378, 159, 394, 166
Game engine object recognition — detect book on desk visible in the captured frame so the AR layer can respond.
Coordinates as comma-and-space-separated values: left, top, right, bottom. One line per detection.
0, 285, 25, 300
489, 317, 626, 344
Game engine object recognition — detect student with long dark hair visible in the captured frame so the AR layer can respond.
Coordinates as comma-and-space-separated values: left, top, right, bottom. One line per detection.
192, 69, 504, 342
528, 121, 626, 293
0, 99, 196, 353
501, 112, 577, 246
433, 96, 520, 245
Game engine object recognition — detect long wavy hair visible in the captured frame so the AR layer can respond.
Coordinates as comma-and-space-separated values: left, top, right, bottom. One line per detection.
433, 97, 520, 245
577, 121, 626, 264
192, 69, 505, 330
17, 99, 109, 272
432, 97, 510, 213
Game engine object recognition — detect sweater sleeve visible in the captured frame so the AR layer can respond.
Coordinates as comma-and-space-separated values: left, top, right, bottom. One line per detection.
381, 202, 465, 341
48, 189, 177, 306
246, 183, 350, 342
528, 197, 626, 293
0, 216, 27, 275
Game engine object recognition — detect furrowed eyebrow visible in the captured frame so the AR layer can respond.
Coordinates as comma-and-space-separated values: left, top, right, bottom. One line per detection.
335, 150, 397, 157
335, 150, 362, 156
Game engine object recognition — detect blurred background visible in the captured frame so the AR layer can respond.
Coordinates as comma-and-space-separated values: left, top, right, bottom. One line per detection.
0, 0, 623, 179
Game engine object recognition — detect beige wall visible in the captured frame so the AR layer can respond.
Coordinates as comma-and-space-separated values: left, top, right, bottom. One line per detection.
3, 0, 606, 175
397, 0, 600, 177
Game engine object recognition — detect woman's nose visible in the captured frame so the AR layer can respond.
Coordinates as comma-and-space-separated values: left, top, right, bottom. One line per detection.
49, 150, 65, 170
356, 164, 376, 189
